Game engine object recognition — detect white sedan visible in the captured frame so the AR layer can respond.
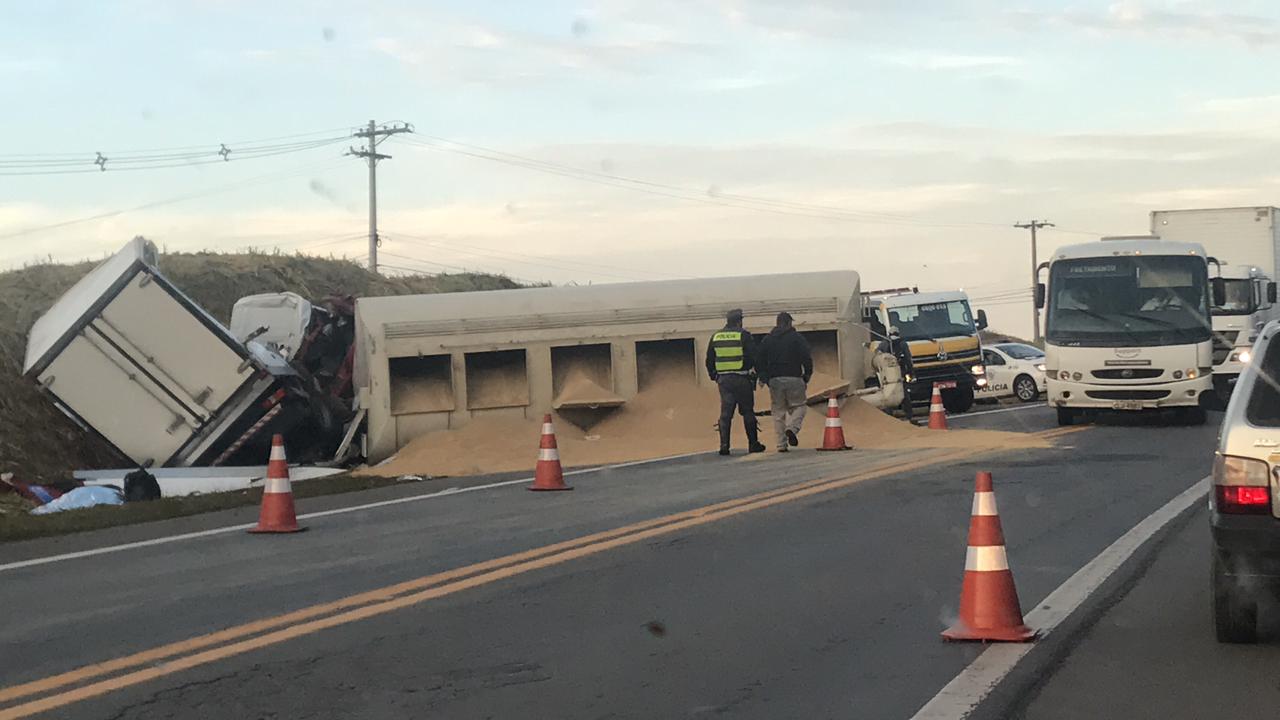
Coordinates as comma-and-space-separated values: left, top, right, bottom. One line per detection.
976, 343, 1047, 403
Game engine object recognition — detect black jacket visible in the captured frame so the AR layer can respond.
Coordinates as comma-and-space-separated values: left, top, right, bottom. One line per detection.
704, 325, 757, 379
756, 326, 813, 383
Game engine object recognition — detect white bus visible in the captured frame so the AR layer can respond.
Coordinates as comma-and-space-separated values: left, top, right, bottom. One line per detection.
1037, 237, 1218, 426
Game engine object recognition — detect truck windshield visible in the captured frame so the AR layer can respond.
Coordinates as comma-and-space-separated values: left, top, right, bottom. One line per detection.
1046, 256, 1211, 347
1213, 279, 1256, 316
888, 300, 975, 342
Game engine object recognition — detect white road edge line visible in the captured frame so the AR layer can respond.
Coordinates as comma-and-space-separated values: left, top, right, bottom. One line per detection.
908, 474, 1210, 720
949, 404, 1043, 420
0, 451, 707, 574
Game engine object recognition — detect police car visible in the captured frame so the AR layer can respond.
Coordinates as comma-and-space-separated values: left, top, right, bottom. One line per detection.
975, 343, 1047, 403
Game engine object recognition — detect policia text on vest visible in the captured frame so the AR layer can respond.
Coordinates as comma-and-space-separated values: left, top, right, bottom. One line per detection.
705, 309, 766, 456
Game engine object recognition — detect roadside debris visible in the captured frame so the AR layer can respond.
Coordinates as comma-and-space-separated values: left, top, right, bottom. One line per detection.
1, 472, 69, 507
30, 486, 124, 515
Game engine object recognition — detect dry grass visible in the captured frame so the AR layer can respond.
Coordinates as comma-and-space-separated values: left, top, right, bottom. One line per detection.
0, 473, 428, 543
0, 243, 521, 484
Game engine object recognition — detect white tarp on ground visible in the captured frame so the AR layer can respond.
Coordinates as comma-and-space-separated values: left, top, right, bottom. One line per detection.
74, 466, 343, 497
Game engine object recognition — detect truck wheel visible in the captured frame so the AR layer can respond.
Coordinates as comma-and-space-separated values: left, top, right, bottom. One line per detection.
941, 386, 975, 414
1056, 407, 1076, 426
1013, 374, 1039, 403
1213, 551, 1257, 643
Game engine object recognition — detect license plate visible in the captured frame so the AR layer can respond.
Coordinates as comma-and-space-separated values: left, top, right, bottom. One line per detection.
935, 381, 958, 389
1112, 400, 1143, 411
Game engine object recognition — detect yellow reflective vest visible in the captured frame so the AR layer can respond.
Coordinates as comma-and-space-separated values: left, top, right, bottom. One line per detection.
711, 330, 747, 373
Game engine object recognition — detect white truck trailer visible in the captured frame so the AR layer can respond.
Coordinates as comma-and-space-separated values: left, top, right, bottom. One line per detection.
1151, 207, 1280, 399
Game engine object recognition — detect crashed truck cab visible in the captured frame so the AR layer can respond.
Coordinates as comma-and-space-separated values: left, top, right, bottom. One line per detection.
22, 238, 344, 469
861, 288, 989, 414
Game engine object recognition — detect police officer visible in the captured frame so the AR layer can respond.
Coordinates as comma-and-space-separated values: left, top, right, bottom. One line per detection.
705, 308, 766, 456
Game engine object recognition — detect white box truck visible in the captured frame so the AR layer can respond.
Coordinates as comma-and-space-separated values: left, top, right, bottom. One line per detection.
22, 238, 324, 468
1151, 207, 1280, 399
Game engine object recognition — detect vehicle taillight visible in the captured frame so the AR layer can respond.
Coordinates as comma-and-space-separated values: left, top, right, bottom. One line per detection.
1213, 454, 1272, 515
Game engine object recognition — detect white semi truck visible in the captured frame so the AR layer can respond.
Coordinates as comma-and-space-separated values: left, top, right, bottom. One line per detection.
1151, 207, 1280, 400
1037, 237, 1217, 426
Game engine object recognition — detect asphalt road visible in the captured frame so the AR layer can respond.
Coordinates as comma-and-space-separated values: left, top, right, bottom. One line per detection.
0, 405, 1219, 719
1016, 503, 1280, 720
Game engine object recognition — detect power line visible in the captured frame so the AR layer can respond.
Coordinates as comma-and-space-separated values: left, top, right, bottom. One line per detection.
0, 156, 345, 244
0, 127, 353, 160
381, 229, 689, 282
378, 250, 536, 283
399, 134, 1021, 231
0, 137, 347, 176
397, 135, 1018, 231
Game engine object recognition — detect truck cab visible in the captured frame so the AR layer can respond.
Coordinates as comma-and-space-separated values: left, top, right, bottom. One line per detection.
1209, 264, 1277, 402
861, 289, 989, 413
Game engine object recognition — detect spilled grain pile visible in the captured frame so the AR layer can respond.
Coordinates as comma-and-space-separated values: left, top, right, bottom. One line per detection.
366, 370, 1048, 479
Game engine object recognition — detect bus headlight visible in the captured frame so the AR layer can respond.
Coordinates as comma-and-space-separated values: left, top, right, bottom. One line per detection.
1229, 350, 1252, 364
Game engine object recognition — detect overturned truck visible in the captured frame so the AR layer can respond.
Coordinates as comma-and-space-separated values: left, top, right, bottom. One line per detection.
353, 270, 907, 463
23, 238, 355, 470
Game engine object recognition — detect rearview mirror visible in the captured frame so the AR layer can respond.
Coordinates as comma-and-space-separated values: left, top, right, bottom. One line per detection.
976, 309, 989, 331
1034, 283, 1046, 309
1268, 282, 1277, 304
1211, 277, 1227, 308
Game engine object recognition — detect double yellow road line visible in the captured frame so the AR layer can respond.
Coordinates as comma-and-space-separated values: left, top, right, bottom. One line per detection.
0, 426, 1087, 719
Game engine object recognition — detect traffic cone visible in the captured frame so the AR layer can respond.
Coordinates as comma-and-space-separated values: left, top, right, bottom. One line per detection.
928, 384, 949, 430
942, 471, 1035, 642
817, 394, 851, 451
248, 434, 305, 534
529, 414, 572, 491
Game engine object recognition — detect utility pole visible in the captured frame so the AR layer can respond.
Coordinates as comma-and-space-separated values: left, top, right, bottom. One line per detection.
1015, 220, 1054, 344
349, 120, 413, 273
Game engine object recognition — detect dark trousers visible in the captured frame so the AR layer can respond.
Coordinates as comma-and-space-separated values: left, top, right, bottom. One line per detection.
717, 374, 759, 450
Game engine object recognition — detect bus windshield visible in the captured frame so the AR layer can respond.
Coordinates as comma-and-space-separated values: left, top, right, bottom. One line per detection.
1046, 255, 1211, 347
1213, 279, 1256, 316
888, 300, 975, 342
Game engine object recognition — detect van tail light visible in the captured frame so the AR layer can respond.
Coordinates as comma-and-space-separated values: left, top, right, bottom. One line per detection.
1213, 454, 1272, 515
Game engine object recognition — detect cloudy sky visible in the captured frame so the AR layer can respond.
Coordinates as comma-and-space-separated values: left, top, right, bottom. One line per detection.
4, 0, 1280, 336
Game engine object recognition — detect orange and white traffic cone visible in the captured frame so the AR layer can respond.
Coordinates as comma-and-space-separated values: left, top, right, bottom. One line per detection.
817, 394, 851, 451
248, 434, 304, 534
928, 384, 949, 430
529, 414, 572, 491
942, 471, 1035, 642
